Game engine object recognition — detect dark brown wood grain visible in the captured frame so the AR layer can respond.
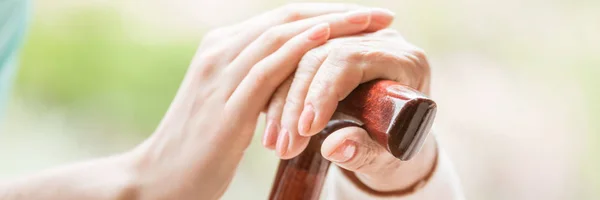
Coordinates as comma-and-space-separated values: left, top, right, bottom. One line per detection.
268, 80, 436, 200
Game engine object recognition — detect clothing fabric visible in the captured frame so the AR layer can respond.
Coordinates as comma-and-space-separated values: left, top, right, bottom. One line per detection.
0, 0, 28, 120
324, 139, 465, 200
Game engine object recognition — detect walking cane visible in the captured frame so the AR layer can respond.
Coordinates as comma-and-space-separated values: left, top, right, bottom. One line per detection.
268, 79, 437, 200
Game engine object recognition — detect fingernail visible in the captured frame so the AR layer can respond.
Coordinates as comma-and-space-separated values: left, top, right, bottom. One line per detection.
298, 104, 315, 136
370, 8, 395, 27
371, 8, 396, 28
262, 120, 280, 149
276, 129, 289, 157
308, 23, 330, 41
328, 140, 357, 163
370, 8, 396, 17
345, 9, 371, 24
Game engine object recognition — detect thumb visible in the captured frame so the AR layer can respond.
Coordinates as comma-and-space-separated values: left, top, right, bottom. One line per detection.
320, 126, 402, 176
321, 126, 438, 192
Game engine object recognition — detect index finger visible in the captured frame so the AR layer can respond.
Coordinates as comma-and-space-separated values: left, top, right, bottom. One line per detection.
301, 40, 429, 137
213, 3, 394, 62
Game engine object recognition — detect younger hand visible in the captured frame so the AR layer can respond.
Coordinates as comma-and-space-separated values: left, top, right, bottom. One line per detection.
129, 4, 395, 199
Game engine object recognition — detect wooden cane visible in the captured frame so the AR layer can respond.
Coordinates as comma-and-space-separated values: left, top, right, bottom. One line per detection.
268, 80, 436, 200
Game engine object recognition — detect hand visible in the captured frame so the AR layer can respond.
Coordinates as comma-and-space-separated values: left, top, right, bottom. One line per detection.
262, 29, 436, 192
127, 4, 395, 199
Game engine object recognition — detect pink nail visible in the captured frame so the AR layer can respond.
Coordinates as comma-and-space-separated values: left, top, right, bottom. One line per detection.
298, 104, 315, 136
262, 120, 280, 149
328, 140, 356, 163
369, 8, 395, 28
276, 129, 290, 157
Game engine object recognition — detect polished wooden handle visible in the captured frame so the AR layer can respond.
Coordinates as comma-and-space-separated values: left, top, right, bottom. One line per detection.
268, 80, 436, 200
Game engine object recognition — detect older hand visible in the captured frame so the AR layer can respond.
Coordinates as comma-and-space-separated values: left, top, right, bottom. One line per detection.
129, 3, 395, 199
262, 29, 436, 192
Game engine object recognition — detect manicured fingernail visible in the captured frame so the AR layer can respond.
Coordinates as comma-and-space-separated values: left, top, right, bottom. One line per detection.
370, 8, 395, 27
345, 9, 371, 24
308, 23, 330, 41
276, 129, 289, 157
298, 104, 315, 136
262, 120, 280, 149
328, 140, 356, 163
370, 8, 396, 17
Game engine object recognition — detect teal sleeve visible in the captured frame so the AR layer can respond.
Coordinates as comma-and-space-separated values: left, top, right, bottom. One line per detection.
0, 0, 28, 121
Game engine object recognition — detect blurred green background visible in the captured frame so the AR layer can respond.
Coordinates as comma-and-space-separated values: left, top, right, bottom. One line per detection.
1, 0, 598, 199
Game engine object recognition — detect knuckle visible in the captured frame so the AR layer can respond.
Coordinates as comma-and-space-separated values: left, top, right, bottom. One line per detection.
266, 102, 283, 117
298, 49, 325, 70
253, 71, 270, 86
310, 79, 332, 95
381, 157, 403, 172
268, 79, 292, 112
353, 147, 378, 172
270, 89, 288, 106
189, 56, 220, 82
405, 47, 430, 73
189, 52, 220, 80
363, 50, 404, 68
292, 69, 314, 84
268, 96, 285, 111
262, 27, 287, 46
331, 45, 363, 63
361, 50, 389, 61
311, 78, 344, 102
284, 96, 302, 107
198, 47, 223, 64
194, 66, 215, 80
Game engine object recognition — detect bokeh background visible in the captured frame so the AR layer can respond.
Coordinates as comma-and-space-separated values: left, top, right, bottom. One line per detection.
0, 0, 598, 199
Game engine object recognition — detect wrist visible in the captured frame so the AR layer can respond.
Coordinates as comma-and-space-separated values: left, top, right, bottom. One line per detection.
123, 146, 188, 200
99, 152, 144, 200
125, 140, 185, 200
393, 135, 438, 187
397, 135, 438, 188
126, 134, 241, 200
343, 135, 438, 194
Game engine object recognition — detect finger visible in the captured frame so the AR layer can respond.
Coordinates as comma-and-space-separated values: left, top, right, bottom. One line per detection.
274, 46, 327, 159
301, 43, 421, 137
262, 76, 293, 150
321, 126, 400, 175
225, 23, 331, 128
251, 4, 395, 33
364, 8, 396, 32
234, 3, 362, 31
297, 45, 363, 137
213, 3, 367, 62
323, 126, 438, 191
226, 9, 390, 158
223, 9, 386, 95
230, 4, 393, 37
